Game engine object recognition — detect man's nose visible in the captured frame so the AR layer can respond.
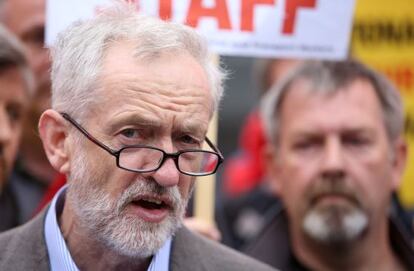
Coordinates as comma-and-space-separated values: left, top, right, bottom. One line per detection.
321, 137, 345, 175
148, 140, 180, 187
151, 158, 180, 187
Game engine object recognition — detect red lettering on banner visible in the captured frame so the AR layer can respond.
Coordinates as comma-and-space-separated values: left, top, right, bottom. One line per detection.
155, 0, 319, 34
158, 0, 172, 20
382, 65, 414, 94
241, 0, 275, 31
283, 0, 316, 34
185, 0, 232, 30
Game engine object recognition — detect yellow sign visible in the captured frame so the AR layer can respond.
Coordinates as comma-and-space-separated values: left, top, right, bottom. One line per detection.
351, 0, 414, 206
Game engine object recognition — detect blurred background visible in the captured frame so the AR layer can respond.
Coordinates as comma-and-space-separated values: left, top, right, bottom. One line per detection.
217, 0, 414, 208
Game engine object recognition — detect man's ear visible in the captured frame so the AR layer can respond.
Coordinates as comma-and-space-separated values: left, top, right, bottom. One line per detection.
264, 143, 282, 196
38, 109, 71, 174
391, 136, 408, 191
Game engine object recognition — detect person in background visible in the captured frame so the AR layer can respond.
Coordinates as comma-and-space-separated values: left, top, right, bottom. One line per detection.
246, 60, 414, 270
0, 24, 33, 231
0, 0, 56, 223
218, 58, 302, 249
0, 3, 276, 270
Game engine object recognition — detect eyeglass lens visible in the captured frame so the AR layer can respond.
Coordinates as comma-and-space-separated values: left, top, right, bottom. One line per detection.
118, 147, 219, 175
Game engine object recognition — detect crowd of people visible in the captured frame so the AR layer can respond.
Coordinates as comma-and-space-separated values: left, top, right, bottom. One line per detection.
0, 0, 413, 270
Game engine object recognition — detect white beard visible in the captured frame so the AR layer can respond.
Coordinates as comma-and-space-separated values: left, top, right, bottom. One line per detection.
303, 204, 368, 245
66, 151, 188, 258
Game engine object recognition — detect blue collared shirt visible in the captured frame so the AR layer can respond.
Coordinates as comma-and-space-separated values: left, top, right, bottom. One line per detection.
44, 185, 172, 271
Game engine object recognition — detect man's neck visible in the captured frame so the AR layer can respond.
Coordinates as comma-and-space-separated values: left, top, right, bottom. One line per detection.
290, 221, 407, 271
59, 202, 152, 271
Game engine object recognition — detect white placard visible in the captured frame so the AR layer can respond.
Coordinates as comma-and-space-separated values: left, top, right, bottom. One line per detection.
46, 0, 355, 60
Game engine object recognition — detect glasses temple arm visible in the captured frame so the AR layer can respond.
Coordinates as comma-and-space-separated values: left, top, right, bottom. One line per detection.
60, 112, 117, 155
205, 137, 224, 160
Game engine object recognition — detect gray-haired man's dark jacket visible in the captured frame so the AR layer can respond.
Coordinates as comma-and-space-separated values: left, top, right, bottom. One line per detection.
0, 209, 277, 271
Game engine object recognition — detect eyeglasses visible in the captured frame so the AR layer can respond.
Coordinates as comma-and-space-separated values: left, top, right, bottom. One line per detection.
60, 113, 224, 176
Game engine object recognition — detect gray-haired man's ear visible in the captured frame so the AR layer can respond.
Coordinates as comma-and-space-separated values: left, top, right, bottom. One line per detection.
390, 136, 408, 192
38, 109, 71, 174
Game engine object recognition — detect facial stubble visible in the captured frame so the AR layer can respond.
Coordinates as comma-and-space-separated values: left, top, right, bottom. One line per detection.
66, 151, 190, 258
302, 178, 369, 246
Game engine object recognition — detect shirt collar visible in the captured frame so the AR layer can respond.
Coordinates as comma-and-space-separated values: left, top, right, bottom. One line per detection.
44, 185, 172, 271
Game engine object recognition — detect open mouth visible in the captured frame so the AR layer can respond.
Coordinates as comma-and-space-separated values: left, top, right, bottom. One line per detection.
133, 198, 170, 210
128, 195, 173, 223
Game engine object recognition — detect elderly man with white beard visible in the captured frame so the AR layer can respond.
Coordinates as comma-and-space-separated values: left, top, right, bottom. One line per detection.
245, 60, 414, 271
0, 2, 276, 271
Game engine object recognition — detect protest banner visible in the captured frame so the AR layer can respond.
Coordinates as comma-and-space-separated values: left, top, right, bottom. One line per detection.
47, 0, 355, 59
352, 0, 414, 206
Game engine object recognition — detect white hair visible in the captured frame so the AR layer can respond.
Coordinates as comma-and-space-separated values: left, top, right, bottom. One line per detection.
51, 1, 226, 120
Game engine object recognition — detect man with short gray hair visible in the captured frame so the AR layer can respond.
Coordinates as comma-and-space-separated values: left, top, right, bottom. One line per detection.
0, 24, 32, 231
0, 3, 275, 271
246, 60, 414, 270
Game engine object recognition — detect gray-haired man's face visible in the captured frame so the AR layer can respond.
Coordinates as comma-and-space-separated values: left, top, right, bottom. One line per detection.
267, 78, 406, 245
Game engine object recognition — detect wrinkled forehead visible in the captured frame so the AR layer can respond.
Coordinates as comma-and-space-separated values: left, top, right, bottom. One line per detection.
278, 78, 387, 132
86, 40, 213, 126
99, 41, 211, 99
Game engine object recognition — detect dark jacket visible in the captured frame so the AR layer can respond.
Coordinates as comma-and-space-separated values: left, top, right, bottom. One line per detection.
0, 209, 276, 271
0, 184, 19, 232
244, 204, 414, 271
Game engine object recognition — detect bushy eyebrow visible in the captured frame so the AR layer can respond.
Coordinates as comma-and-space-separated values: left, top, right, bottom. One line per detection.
179, 118, 208, 137
104, 112, 209, 139
105, 114, 161, 134
290, 126, 375, 139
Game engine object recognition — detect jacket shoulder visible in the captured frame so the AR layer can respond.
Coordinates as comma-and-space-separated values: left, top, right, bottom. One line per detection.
0, 210, 49, 270
171, 226, 277, 271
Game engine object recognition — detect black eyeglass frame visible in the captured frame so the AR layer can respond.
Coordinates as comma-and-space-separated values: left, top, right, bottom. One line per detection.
60, 112, 224, 176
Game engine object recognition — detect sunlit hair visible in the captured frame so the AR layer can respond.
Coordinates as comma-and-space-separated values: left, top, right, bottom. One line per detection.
261, 59, 404, 144
0, 24, 34, 96
51, 1, 226, 120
